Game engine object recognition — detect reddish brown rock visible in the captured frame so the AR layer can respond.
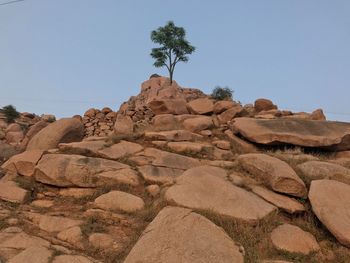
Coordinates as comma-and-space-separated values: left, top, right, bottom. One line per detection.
98, 140, 143, 160
2, 150, 44, 176
0, 181, 29, 203
254, 98, 277, 112
145, 130, 202, 142
183, 116, 213, 132
311, 109, 326, 120
148, 99, 189, 115
213, 100, 235, 114
218, 104, 243, 124
27, 118, 84, 151
187, 98, 214, 115
114, 115, 134, 134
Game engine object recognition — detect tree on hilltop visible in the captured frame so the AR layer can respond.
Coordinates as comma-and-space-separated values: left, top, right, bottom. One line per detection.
150, 21, 195, 84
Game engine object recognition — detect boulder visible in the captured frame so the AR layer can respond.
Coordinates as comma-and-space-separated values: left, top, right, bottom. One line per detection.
251, 186, 305, 214
114, 115, 134, 134
27, 118, 84, 151
2, 150, 44, 176
7, 245, 52, 263
0, 181, 29, 203
167, 141, 212, 154
254, 98, 277, 112
234, 117, 350, 151
309, 179, 350, 247
311, 109, 326, 120
5, 131, 24, 145
34, 154, 134, 187
183, 116, 213, 132
52, 255, 94, 263
237, 153, 307, 197
218, 104, 244, 124
152, 114, 179, 131
212, 140, 231, 150
123, 206, 244, 263
270, 224, 320, 254
89, 233, 114, 249
98, 140, 143, 160
136, 148, 201, 170
165, 166, 276, 222
213, 100, 235, 114
187, 98, 214, 115
224, 130, 258, 153
297, 161, 350, 184
58, 140, 105, 156
94, 190, 145, 213
57, 226, 83, 247
148, 99, 189, 115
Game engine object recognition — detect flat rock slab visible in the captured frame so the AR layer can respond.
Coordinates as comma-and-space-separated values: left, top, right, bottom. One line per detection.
0, 181, 29, 203
52, 255, 95, 263
238, 153, 307, 197
0, 229, 50, 250
165, 166, 276, 222
309, 180, 350, 247
34, 154, 134, 187
138, 165, 184, 184
124, 206, 244, 263
136, 148, 202, 170
167, 141, 212, 154
233, 117, 350, 151
297, 161, 350, 184
2, 150, 44, 176
27, 118, 84, 151
270, 224, 320, 254
145, 130, 203, 142
251, 186, 305, 214
58, 140, 105, 156
94, 190, 145, 213
98, 140, 143, 160
8, 245, 52, 263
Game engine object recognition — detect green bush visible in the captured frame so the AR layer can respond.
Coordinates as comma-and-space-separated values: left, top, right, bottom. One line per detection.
0, 105, 20, 123
211, 86, 234, 100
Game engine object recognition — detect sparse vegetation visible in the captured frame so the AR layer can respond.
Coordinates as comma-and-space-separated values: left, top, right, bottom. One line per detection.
0, 104, 20, 123
211, 86, 234, 100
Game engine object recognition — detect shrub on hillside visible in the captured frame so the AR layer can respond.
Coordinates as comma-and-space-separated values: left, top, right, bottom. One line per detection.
211, 86, 234, 100
0, 105, 20, 123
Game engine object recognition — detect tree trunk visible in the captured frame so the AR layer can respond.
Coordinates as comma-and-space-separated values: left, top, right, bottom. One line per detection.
169, 69, 173, 85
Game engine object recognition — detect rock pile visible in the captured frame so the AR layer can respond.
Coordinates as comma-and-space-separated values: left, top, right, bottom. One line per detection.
82, 107, 117, 137
1, 76, 350, 263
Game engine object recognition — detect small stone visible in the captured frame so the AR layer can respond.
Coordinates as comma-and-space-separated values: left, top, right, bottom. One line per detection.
146, 185, 160, 197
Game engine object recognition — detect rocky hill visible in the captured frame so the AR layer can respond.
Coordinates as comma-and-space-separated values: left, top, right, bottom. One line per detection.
0, 75, 350, 263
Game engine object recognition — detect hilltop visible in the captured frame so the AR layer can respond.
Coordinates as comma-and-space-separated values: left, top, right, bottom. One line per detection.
0, 75, 350, 263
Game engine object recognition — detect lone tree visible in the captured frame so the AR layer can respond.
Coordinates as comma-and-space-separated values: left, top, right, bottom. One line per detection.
150, 21, 195, 84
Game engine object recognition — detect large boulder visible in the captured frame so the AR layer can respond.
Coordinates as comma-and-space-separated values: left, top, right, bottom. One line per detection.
233, 117, 350, 151
114, 115, 134, 135
34, 154, 136, 187
237, 153, 307, 197
297, 161, 350, 184
148, 99, 189, 115
309, 179, 350, 247
27, 118, 84, 151
123, 206, 244, 263
187, 98, 214, 115
2, 150, 44, 176
183, 116, 213, 132
145, 130, 202, 142
270, 224, 320, 254
165, 166, 276, 222
254, 98, 277, 112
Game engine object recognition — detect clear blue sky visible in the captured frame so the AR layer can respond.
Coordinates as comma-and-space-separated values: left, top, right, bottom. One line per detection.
1, 0, 349, 121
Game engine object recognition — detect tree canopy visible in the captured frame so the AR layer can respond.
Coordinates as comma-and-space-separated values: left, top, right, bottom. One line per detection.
150, 21, 195, 84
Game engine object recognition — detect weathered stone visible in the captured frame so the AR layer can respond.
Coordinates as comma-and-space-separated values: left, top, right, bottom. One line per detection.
212, 140, 231, 150
224, 130, 258, 153
95, 191, 145, 213
27, 118, 84, 151
7, 246, 52, 263
254, 98, 277, 112
0, 181, 29, 203
270, 224, 320, 254
165, 166, 276, 222
213, 100, 235, 114
183, 116, 213, 132
0, 230, 50, 250
31, 214, 83, 233
89, 233, 114, 249
233, 117, 350, 151
168, 141, 212, 154
138, 165, 183, 184
309, 180, 350, 247
124, 206, 244, 263
146, 185, 160, 197
58, 140, 105, 156
2, 150, 44, 176
57, 226, 83, 248
59, 188, 96, 198
297, 161, 350, 184
311, 109, 326, 120
31, 200, 54, 208
114, 115, 134, 134
148, 99, 189, 115
218, 105, 243, 124
237, 153, 307, 197
98, 169, 140, 187
52, 255, 94, 263
251, 186, 305, 214
152, 114, 179, 131
98, 140, 143, 160
34, 154, 133, 187
187, 98, 214, 115
145, 130, 202, 142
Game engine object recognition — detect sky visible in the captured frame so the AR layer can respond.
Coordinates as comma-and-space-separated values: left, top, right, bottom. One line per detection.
0, 0, 349, 121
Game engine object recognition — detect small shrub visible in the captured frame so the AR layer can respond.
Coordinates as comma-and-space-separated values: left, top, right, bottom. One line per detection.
0, 105, 20, 123
211, 86, 233, 101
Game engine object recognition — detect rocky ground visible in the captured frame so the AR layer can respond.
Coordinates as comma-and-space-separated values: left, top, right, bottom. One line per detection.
1, 76, 350, 263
